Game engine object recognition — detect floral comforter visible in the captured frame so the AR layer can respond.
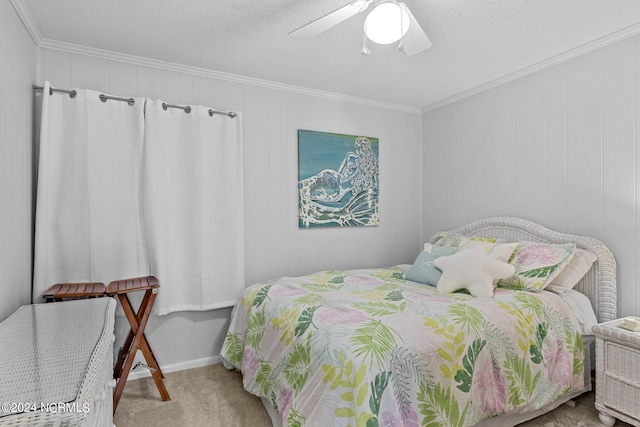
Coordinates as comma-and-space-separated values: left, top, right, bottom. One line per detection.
221, 266, 584, 427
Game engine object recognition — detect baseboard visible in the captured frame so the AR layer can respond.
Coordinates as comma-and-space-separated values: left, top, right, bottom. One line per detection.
126, 355, 221, 381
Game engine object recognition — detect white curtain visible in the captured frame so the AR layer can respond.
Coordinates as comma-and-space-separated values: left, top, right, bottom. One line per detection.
142, 100, 245, 315
34, 83, 245, 315
33, 81, 148, 300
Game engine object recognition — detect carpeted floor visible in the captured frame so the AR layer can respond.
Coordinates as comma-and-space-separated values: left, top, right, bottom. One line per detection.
113, 364, 631, 427
114, 364, 271, 427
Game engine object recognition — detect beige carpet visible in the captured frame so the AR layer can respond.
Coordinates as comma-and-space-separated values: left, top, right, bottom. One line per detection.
114, 364, 631, 427
113, 364, 271, 427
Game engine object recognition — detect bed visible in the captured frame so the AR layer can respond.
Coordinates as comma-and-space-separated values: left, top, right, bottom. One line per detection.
221, 216, 616, 427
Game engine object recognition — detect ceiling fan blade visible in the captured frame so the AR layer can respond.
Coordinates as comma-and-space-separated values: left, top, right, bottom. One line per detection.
401, 5, 432, 56
288, 0, 373, 40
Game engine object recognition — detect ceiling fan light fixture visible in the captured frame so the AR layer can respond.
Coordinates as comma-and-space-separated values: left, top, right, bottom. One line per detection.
364, 1, 410, 45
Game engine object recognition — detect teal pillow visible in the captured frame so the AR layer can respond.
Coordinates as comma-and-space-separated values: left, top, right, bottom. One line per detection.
405, 246, 457, 286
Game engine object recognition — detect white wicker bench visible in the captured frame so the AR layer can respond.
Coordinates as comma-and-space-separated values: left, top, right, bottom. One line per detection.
0, 298, 115, 426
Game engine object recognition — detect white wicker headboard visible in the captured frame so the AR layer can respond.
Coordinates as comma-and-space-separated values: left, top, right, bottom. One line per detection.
429, 217, 617, 323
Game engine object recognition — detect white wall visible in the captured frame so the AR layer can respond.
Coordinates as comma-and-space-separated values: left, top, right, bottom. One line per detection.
38, 48, 423, 368
0, 1, 36, 321
6, 1, 640, 375
422, 34, 640, 318
7, 2, 640, 374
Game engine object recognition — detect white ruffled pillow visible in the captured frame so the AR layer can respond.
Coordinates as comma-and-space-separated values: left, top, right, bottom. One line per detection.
545, 248, 597, 295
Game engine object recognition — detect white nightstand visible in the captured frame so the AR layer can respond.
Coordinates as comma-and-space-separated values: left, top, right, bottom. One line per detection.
593, 319, 640, 427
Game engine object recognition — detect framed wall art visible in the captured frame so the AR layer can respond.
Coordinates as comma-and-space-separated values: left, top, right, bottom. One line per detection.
298, 129, 379, 228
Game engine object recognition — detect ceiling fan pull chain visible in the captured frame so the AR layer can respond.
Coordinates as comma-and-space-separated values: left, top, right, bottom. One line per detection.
361, 32, 371, 55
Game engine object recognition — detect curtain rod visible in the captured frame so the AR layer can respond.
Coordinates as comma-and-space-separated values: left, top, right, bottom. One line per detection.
161, 102, 237, 118
33, 85, 134, 105
33, 85, 76, 97
33, 85, 237, 118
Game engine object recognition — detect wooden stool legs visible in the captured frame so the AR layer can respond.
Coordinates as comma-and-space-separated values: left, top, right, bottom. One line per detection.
107, 276, 170, 413
113, 290, 165, 381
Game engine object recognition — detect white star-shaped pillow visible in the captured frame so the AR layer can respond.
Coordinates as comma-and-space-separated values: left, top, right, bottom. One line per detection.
433, 247, 515, 298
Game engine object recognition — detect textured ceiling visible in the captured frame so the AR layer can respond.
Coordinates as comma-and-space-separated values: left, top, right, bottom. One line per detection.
19, 0, 640, 109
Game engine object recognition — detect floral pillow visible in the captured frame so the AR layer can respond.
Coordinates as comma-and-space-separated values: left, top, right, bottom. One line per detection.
487, 242, 519, 263
496, 242, 576, 292
431, 232, 497, 251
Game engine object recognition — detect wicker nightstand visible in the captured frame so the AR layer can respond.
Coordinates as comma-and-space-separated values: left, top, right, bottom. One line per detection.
593, 319, 640, 427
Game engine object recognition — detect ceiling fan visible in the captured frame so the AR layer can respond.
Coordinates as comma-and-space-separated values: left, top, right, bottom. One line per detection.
288, 0, 432, 56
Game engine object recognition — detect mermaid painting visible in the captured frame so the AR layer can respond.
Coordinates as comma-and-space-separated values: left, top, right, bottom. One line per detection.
298, 130, 379, 228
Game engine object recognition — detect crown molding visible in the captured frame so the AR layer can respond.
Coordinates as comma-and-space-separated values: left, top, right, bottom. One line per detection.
37, 38, 420, 114
10, 0, 419, 115
10, 0, 42, 45
422, 21, 640, 114
13, 0, 640, 115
